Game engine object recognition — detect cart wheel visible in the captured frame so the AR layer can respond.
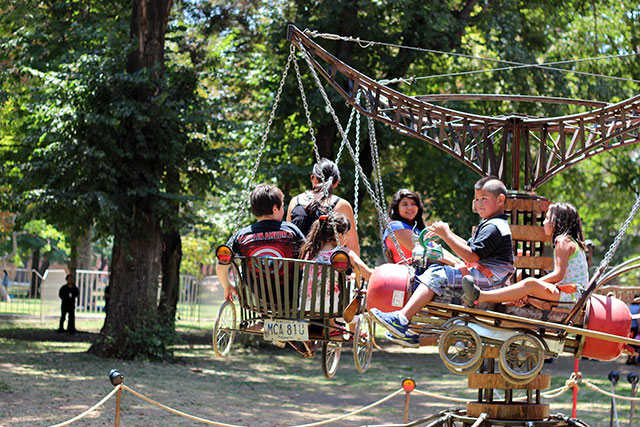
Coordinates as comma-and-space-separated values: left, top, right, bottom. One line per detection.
212, 301, 236, 357
438, 325, 484, 375
498, 333, 545, 383
353, 314, 373, 373
322, 341, 342, 379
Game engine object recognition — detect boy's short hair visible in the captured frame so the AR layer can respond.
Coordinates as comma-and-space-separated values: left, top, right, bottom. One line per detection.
250, 184, 284, 217
474, 176, 507, 199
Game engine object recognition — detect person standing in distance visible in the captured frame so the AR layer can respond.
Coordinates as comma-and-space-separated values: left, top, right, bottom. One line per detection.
58, 274, 79, 334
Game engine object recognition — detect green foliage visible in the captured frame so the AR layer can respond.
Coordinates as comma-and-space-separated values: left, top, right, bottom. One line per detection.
180, 235, 215, 277
1, 1, 219, 246
96, 311, 182, 361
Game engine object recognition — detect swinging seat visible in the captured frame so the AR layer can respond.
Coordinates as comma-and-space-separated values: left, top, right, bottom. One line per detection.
234, 255, 351, 320
213, 246, 374, 379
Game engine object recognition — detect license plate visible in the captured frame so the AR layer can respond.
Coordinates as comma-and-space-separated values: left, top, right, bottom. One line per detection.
264, 319, 308, 341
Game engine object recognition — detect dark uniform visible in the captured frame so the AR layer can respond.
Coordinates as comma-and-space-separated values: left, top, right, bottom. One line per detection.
58, 282, 79, 334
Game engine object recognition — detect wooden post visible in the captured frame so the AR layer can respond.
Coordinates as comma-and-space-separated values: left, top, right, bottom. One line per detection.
109, 369, 125, 427
401, 378, 415, 424
115, 387, 122, 427
403, 392, 410, 424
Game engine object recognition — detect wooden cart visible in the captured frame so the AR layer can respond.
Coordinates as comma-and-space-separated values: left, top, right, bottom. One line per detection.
213, 245, 372, 379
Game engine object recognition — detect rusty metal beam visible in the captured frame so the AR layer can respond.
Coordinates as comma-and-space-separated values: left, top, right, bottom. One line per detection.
287, 25, 640, 191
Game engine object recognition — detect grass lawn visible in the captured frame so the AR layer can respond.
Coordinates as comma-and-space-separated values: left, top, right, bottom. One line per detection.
1, 317, 638, 426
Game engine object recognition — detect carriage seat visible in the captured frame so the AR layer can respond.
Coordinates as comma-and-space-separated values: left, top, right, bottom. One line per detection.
234, 256, 352, 320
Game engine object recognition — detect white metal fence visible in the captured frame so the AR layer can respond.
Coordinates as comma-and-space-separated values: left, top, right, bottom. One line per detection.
0, 269, 204, 322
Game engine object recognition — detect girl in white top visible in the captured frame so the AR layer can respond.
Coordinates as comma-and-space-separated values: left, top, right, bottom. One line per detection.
299, 213, 372, 314
463, 202, 589, 307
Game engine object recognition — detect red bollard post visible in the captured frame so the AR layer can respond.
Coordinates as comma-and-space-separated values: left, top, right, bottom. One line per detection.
402, 378, 416, 424
572, 358, 579, 418
109, 370, 125, 427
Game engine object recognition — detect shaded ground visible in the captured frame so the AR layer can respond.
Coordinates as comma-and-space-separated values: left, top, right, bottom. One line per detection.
1, 321, 638, 426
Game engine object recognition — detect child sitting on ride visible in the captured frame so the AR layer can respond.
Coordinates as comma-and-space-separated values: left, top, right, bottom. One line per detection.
383, 189, 457, 267
287, 158, 360, 255
216, 183, 306, 302
299, 212, 372, 315
463, 202, 588, 309
370, 176, 515, 347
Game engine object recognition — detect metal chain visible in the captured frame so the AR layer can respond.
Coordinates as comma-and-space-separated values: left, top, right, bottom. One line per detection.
599, 191, 640, 269
236, 45, 296, 221
293, 46, 342, 244
352, 105, 361, 228
298, 44, 402, 259
292, 52, 321, 165
336, 91, 362, 164
361, 96, 409, 262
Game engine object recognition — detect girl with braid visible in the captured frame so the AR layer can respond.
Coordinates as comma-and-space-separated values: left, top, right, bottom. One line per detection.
300, 213, 372, 317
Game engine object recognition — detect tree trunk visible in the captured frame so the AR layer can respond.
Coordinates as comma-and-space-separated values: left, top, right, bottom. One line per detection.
158, 229, 181, 324
158, 167, 182, 325
127, 0, 173, 77
89, 0, 174, 359
77, 227, 93, 270
89, 213, 162, 356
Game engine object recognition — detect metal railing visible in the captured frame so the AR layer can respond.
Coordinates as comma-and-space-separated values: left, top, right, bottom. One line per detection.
0, 269, 205, 323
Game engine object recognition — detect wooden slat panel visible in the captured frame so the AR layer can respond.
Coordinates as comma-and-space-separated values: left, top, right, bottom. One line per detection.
514, 256, 553, 270
467, 402, 549, 420
300, 263, 310, 318
510, 225, 551, 242
468, 373, 550, 390
505, 198, 550, 212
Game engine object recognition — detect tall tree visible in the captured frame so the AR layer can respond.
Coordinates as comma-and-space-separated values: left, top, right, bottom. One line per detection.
1, 0, 214, 358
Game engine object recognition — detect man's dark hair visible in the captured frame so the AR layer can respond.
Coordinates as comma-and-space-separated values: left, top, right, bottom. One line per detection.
474, 176, 507, 199
65, 274, 73, 280
250, 184, 284, 217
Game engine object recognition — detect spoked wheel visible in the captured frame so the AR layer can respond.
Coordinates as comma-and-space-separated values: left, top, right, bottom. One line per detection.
499, 333, 545, 383
212, 301, 236, 357
322, 341, 342, 379
353, 314, 373, 373
438, 325, 484, 375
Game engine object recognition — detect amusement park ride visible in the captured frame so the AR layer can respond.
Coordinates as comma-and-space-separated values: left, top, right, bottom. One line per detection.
214, 25, 640, 425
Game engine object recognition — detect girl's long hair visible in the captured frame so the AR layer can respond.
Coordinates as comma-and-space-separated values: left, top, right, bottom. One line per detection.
388, 189, 426, 230
299, 213, 351, 260
547, 202, 587, 251
306, 158, 341, 214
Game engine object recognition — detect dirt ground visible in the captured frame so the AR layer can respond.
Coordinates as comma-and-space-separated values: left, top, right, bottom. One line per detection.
1, 324, 639, 427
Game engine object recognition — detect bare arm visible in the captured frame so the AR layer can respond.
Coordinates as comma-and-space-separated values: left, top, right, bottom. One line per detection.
440, 247, 461, 266
286, 196, 297, 222
390, 228, 414, 253
540, 237, 574, 284
348, 251, 373, 281
215, 263, 237, 301
335, 200, 360, 256
428, 221, 479, 263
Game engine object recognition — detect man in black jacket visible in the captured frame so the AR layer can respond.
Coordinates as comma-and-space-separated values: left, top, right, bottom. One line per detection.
57, 274, 79, 334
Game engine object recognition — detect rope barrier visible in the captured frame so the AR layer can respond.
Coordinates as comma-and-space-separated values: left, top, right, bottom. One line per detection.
288, 388, 404, 427
48, 384, 122, 427
48, 369, 640, 426
412, 389, 469, 403
581, 379, 640, 401
121, 385, 245, 426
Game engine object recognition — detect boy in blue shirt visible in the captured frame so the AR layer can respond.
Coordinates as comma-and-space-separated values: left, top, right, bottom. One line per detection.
371, 177, 515, 347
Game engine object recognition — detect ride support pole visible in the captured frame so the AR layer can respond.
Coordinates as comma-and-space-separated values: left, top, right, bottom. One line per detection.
628, 373, 639, 427
402, 378, 416, 424
572, 358, 579, 418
